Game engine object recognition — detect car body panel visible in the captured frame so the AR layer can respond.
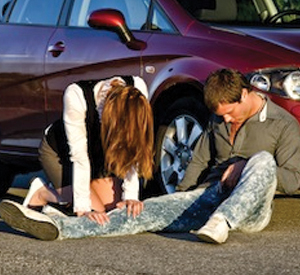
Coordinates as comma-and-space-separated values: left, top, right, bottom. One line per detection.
0, 24, 52, 154
231, 27, 300, 54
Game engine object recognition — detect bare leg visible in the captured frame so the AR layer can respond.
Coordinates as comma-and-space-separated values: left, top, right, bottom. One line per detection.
26, 177, 122, 213
28, 185, 59, 206
90, 177, 122, 212
23, 178, 66, 207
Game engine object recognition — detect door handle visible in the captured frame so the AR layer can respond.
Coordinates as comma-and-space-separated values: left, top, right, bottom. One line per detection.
48, 41, 65, 57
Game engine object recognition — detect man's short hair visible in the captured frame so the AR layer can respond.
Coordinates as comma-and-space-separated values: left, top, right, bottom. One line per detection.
204, 68, 251, 112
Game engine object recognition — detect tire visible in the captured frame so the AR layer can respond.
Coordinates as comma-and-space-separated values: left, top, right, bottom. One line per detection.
151, 97, 209, 195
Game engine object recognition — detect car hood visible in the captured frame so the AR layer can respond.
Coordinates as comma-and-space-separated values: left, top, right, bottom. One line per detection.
230, 27, 300, 54
185, 21, 300, 71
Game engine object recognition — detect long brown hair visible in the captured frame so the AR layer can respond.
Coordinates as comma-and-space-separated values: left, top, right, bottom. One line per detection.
101, 85, 154, 179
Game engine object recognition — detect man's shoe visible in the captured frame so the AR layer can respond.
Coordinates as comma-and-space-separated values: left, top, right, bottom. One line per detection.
195, 213, 229, 244
0, 199, 59, 241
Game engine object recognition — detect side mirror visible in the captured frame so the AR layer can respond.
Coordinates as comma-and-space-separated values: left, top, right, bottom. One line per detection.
88, 9, 147, 51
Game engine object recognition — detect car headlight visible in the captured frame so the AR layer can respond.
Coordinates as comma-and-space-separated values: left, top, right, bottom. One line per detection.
250, 74, 271, 91
248, 68, 300, 100
283, 71, 300, 100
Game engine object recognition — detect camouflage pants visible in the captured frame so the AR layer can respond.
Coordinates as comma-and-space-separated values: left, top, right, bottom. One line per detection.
53, 151, 277, 239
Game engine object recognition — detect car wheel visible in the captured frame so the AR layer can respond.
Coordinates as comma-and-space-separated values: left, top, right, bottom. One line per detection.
153, 98, 209, 194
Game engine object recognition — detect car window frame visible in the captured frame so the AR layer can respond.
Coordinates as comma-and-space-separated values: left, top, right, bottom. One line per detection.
147, 0, 178, 33
65, 0, 178, 34
0, 0, 14, 22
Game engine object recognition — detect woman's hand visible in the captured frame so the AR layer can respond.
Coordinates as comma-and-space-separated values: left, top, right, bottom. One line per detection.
116, 200, 144, 218
77, 210, 110, 225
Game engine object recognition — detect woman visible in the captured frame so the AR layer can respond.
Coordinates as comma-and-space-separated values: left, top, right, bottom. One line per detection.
22, 76, 154, 224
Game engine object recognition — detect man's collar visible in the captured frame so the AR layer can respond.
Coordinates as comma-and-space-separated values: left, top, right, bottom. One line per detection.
256, 92, 267, 122
259, 99, 267, 122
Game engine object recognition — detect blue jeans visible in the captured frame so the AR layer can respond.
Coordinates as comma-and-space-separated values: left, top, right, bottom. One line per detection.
53, 151, 277, 239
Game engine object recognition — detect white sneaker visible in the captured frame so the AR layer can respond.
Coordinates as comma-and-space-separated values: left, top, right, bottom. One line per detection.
23, 177, 47, 207
195, 213, 229, 244
0, 199, 59, 241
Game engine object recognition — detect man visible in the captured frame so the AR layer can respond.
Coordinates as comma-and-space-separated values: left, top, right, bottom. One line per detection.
1, 69, 299, 243
176, 68, 300, 243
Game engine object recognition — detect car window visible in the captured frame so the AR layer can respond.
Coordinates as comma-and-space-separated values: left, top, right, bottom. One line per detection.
236, 0, 261, 23
8, 0, 64, 26
69, 0, 150, 30
177, 0, 300, 26
150, 1, 177, 33
275, 0, 300, 10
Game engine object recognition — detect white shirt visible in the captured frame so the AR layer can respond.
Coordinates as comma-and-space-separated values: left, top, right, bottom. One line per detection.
63, 76, 147, 213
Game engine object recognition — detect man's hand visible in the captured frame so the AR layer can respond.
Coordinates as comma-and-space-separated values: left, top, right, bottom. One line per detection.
116, 200, 144, 218
221, 159, 247, 190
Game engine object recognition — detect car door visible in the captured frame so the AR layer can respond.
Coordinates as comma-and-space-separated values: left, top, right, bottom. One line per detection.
0, 0, 64, 155
44, 0, 152, 124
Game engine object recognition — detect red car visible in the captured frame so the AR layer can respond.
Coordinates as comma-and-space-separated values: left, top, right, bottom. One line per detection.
0, 0, 300, 196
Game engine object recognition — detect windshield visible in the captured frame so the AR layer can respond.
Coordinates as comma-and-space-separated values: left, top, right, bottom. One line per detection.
177, 0, 300, 27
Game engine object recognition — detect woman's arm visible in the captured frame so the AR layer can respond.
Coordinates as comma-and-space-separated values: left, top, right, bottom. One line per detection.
122, 167, 139, 201
63, 83, 92, 213
117, 167, 144, 218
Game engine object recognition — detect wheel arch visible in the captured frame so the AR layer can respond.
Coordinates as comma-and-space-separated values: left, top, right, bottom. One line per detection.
147, 56, 221, 126
151, 82, 206, 130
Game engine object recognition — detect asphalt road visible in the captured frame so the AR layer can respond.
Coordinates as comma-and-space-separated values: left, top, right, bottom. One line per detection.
0, 174, 299, 275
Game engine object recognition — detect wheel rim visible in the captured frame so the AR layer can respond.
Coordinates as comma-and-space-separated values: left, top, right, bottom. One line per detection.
160, 114, 203, 193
